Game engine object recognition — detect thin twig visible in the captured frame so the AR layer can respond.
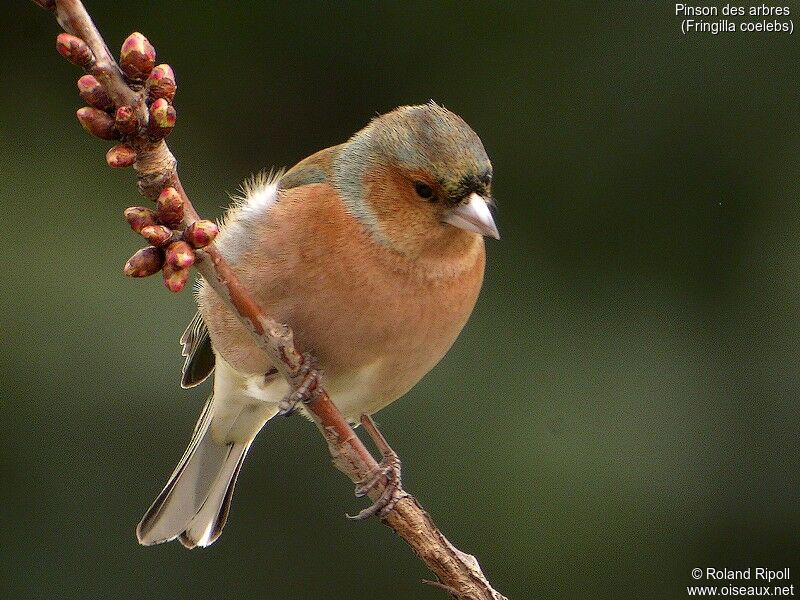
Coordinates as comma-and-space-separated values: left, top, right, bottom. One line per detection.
33, 2, 507, 598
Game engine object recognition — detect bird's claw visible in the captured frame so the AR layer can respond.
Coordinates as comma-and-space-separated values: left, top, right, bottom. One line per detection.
346, 460, 403, 520
278, 353, 321, 416
355, 449, 401, 497
346, 418, 404, 520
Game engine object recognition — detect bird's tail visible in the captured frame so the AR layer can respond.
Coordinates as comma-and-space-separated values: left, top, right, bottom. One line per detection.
136, 395, 255, 549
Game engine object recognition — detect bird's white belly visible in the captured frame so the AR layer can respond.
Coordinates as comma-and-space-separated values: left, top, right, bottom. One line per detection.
236, 358, 387, 421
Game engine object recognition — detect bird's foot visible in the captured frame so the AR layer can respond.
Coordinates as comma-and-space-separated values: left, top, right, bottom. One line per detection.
347, 414, 406, 520
278, 353, 322, 416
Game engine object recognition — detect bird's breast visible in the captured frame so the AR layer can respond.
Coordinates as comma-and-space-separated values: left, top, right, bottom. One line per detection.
198, 182, 486, 416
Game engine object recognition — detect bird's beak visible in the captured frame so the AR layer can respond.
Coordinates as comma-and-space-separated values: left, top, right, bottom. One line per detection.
442, 192, 500, 239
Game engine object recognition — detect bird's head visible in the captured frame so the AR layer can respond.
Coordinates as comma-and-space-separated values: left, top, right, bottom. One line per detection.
333, 103, 499, 257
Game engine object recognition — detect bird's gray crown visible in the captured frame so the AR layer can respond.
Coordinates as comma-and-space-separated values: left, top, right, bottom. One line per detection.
332, 103, 492, 235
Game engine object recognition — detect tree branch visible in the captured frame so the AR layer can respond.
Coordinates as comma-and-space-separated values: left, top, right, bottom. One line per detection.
33, 2, 507, 598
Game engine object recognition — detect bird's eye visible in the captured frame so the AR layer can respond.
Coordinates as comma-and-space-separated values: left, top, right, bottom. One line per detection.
414, 182, 435, 201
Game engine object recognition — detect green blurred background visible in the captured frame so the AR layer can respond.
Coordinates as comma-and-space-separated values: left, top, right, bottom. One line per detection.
1, 2, 798, 598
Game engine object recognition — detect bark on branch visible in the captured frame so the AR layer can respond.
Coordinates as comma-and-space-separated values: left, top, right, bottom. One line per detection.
32, 2, 507, 598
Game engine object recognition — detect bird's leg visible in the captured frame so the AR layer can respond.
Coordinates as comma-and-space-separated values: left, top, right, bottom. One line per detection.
277, 352, 321, 416
346, 414, 406, 520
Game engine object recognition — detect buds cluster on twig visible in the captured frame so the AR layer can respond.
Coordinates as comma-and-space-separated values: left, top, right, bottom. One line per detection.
55, 30, 178, 147
123, 187, 217, 292
53, 28, 194, 290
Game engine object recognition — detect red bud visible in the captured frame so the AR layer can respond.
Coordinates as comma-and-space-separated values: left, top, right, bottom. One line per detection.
124, 246, 163, 277
146, 64, 177, 102
124, 207, 157, 233
76, 107, 119, 140
147, 98, 176, 140
115, 106, 138, 136
163, 263, 190, 292
156, 187, 184, 228
106, 144, 136, 168
77, 75, 112, 111
56, 33, 94, 68
140, 224, 173, 246
165, 241, 195, 269
184, 220, 218, 248
120, 32, 155, 82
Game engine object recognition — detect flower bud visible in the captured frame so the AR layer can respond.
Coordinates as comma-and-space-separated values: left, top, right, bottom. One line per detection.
140, 224, 173, 246
124, 246, 163, 277
120, 32, 155, 82
146, 64, 176, 102
184, 220, 219, 248
114, 106, 138, 136
77, 75, 112, 111
163, 263, 190, 293
165, 241, 195, 269
147, 98, 176, 140
156, 187, 184, 228
56, 33, 94, 68
106, 144, 136, 168
76, 107, 119, 140
124, 207, 157, 233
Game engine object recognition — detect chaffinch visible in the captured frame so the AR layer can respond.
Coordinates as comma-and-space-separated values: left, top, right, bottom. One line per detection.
136, 102, 499, 548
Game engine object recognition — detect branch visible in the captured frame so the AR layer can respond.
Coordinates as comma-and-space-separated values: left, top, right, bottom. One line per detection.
33, 2, 507, 598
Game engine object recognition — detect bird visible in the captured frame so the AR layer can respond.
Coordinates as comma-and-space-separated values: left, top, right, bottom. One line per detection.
136, 102, 499, 549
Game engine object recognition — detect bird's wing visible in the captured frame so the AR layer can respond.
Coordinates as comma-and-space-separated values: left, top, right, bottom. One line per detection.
181, 145, 341, 387
278, 144, 342, 191
180, 312, 215, 388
